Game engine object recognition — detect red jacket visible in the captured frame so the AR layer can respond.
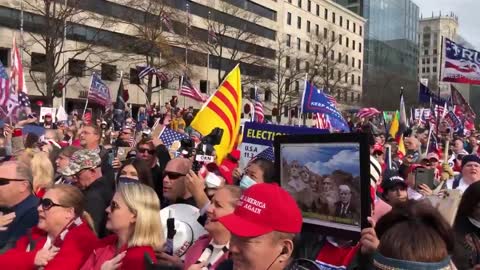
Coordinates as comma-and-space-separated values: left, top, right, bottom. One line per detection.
80, 234, 157, 270
0, 222, 98, 270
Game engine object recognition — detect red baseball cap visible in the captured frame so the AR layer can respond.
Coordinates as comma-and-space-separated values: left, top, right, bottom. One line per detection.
219, 183, 303, 237
373, 143, 384, 154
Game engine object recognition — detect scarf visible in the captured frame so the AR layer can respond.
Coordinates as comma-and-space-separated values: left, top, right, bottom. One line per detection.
195, 240, 229, 270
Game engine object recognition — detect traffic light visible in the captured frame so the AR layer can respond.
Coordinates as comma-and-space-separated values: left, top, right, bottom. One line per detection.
53, 82, 64, 98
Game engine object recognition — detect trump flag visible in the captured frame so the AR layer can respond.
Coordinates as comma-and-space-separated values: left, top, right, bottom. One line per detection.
441, 38, 480, 85
190, 65, 242, 164
301, 82, 349, 131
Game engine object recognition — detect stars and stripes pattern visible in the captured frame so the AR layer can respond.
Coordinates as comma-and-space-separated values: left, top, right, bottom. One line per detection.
138, 66, 168, 82
255, 147, 274, 161
159, 127, 188, 149
179, 75, 206, 102
325, 93, 337, 106
434, 103, 447, 120
10, 36, 27, 94
7, 91, 31, 119
88, 73, 112, 107
315, 113, 331, 129
356, 107, 380, 119
0, 60, 10, 107
254, 93, 264, 123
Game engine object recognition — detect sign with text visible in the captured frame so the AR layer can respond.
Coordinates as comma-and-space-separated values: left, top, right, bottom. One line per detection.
240, 122, 328, 169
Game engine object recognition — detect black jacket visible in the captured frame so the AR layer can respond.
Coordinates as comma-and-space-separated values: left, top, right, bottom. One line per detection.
453, 217, 480, 269
83, 176, 114, 238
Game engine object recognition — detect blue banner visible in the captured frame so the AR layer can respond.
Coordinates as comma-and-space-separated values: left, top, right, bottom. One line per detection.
418, 83, 450, 106
300, 82, 349, 131
242, 122, 328, 146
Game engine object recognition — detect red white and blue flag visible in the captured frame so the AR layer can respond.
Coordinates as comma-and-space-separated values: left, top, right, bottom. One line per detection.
254, 92, 264, 123
10, 36, 27, 94
441, 38, 480, 85
315, 113, 331, 129
0, 60, 10, 109
179, 75, 206, 102
88, 73, 112, 107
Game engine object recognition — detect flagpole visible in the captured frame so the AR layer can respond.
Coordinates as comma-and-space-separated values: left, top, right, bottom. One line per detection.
82, 73, 94, 118
300, 73, 308, 126
62, 0, 68, 110
184, 3, 190, 109
206, 11, 211, 95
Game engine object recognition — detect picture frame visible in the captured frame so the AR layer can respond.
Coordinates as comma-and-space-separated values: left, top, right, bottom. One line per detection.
274, 133, 371, 240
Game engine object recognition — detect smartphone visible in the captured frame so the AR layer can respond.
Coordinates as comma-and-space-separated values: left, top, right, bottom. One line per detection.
415, 168, 435, 190
108, 147, 118, 166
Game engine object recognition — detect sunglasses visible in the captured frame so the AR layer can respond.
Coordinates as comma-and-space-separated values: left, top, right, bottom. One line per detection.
138, 148, 155, 155
163, 171, 187, 180
0, 178, 26, 186
121, 131, 132, 135
40, 198, 67, 210
110, 200, 120, 212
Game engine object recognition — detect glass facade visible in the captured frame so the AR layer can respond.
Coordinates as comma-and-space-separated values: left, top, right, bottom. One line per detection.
335, 0, 420, 109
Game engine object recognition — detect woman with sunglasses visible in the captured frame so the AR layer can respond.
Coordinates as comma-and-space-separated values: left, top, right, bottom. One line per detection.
116, 158, 155, 188
0, 184, 98, 269
81, 183, 163, 270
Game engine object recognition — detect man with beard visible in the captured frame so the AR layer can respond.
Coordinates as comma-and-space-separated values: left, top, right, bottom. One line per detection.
316, 176, 338, 215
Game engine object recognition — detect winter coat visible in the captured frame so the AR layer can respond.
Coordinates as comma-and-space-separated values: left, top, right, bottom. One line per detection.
183, 235, 230, 270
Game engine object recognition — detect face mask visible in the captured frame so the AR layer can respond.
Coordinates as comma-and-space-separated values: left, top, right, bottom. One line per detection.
240, 175, 256, 189
118, 177, 138, 184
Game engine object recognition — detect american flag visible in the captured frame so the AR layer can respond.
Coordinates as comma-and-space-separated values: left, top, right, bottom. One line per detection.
255, 147, 274, 161
356, 107, 380, 118
161, 13, 174, 32
254, 93, 264, 123
10, 36, 27, 94
138, 66, 168, 82
7, 91, 31, 120
325, 93, 337, 106
159, 127, 188, 149
0, 60, 10, 108
428, 129, 438, 153
88, 73, 112, 107
315, 113, 331, 129
179, 75, 206, 102
434, 103, 447, 120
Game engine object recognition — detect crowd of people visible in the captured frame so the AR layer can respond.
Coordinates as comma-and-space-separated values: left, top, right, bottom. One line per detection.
0, 101, 479, 270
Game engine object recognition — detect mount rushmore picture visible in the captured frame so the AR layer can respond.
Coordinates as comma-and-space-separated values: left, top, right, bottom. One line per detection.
280, 142, 362, 232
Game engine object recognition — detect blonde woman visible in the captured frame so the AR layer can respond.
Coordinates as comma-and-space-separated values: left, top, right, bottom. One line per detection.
81, 183, 164, 270
0, 184, 99, 269
17, 150, 54, 197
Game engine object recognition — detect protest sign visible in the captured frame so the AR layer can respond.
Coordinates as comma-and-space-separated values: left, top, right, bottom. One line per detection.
239, 122, 328, 169
40, 107, 57, 123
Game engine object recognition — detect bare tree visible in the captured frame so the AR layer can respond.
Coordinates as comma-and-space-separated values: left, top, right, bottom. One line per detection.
266, 38, 308, 123
195, 2, 270, 87
21, 0, 114, 105
307, 27, 360, 104
113, 0, 187, 102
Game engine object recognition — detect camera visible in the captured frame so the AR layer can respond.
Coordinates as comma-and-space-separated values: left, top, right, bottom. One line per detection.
176, 128, 224, 172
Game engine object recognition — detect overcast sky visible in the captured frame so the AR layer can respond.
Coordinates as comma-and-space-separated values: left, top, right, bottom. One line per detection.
415, 0, 480, 49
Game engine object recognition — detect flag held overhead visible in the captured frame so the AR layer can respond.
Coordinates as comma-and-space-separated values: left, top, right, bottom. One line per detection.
190, 65, 242, 164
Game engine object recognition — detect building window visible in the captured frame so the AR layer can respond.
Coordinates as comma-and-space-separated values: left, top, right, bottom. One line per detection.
297, 16, 302, 29
0, 48, 9, 66
307, 0, 311, 11
353, 23, 356, 33
351, 74, 354, 84
101, 63, 117, 81
323, 66, 327, 75
285, 56, 290, 68
287, 12, 292, 25
295, 80, 300, 92
424, 49, 428, 55
338, 52, 342, 61
347, 20, 350, 30
422, 67, 425, 73
298, 0, 302, 8
316, 4, 320, 16
358, 59, 361, 69
297, 37, 301, 50
265, 90, 271, 102
296, 58, 300, 71
422, 58, 425, 64
305, 61, 310, 72
31, 52, 47, 72
130, 68, 140, 84
359, 26, 363, 36
358, 76, 361, 85
68, 59, 85, 77
315, 24, 319, 36
345, 73, 348, 83
306, 41, 310, 53
433, 57, 437, 64
324, 8, 328, 20
426, 67, 430, 73
433, 66, 437, 73
315, 44, 319, 56
339, 34, 343, 45
331, 31, 335, 42
286, 34, 291, 47
352, 57, 355, 68
307, 21, 311, 32
351, 92, 354, 102
324, 28, 328, 39
344, 91, 347, 101
332, 12, 336, 24
340, 16, 343, 27
345, 55, 349, 65
353, 40, 356, 50
346, 37, 349, 48
433, 49, 438, 55
359, 43, 362, 53
330, 68, 334, 79
426, 58, 430, 64
323, 46, 327, 57
331, 50, 335, 60
357, 93, 361, 101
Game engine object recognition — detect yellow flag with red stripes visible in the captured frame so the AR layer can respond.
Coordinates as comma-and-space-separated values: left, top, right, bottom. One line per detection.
190, 65, 242, 164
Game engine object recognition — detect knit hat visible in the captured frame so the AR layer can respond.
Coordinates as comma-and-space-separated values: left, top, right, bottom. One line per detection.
462, 155, 480, 168
381, 170, 408, 193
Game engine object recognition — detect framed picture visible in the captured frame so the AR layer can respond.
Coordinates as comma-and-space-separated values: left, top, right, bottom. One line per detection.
274, 133, 370, 239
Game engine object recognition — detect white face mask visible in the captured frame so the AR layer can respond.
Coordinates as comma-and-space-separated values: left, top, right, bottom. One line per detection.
240, 175, 257, 189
